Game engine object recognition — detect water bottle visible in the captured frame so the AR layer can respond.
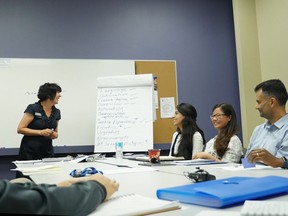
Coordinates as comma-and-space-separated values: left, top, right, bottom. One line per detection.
115, 142, 123, 161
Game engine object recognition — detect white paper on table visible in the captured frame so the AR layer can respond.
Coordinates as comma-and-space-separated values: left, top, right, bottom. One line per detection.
89, 193, 181, 216
11, 164, 62, 175
172, 159, 214, 164
214, 164, 281, 171
13, 160, 42, 164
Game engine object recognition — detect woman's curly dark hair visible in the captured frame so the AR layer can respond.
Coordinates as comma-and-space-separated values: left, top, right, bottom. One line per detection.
37, 83, 62, 102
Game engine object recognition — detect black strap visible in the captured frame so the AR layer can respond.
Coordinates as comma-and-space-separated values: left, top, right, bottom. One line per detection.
171, 132, 180, 156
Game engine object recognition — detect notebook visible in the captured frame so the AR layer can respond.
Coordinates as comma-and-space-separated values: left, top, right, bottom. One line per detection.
241, 200, 288, 216
89, 193, 181, 216
134, 156, 185, 162
157, 175, 288, 208
171, 159, 226, 166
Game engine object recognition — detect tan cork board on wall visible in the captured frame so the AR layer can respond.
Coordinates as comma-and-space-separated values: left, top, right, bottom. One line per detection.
135, 61, 178, 145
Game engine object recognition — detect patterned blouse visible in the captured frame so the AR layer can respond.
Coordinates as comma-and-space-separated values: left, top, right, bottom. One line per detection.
204, 135, 243, 163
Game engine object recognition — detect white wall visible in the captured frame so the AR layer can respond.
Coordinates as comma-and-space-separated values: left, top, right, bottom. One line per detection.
256, 0, 288, 85
233, 0, 288, 147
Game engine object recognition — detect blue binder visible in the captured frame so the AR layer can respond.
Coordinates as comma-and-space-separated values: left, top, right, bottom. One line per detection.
156, 175, 288, 208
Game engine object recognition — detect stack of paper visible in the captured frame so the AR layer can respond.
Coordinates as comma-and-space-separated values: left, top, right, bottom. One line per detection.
11, 164, 62, 175
134, 156, 185, 162
171, 158, 226, 166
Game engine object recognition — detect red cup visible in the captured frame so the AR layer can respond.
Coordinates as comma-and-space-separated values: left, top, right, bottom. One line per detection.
148, 149, 161, 163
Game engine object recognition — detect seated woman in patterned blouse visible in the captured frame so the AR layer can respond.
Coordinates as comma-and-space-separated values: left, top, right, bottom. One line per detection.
193, 103, 243, 163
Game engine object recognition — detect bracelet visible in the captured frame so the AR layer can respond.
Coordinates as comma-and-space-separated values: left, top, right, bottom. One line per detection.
281, 156, 288, 169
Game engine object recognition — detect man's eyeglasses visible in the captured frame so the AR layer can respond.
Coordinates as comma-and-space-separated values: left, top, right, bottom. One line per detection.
210, 113, 226, 120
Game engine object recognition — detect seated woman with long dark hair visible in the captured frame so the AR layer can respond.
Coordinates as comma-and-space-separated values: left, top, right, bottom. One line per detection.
169, 103, 205, 160
193, 103, 243, 163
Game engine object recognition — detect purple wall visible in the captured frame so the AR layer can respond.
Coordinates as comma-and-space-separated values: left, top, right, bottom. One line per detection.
0, 0, 241, 153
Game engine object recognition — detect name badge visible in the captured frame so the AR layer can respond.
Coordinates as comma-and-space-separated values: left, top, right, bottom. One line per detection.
35, 112, 41, 117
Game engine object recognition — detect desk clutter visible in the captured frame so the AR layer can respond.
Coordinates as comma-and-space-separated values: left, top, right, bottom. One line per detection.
13, 154, 106, 165
12, 157, 288, 215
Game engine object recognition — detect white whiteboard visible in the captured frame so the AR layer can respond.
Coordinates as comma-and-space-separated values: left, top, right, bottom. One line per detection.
94, 74, 154, 152
0, 58, 135, 149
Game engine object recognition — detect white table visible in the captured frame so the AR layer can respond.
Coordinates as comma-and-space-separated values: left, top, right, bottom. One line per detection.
14, 158, 288, 215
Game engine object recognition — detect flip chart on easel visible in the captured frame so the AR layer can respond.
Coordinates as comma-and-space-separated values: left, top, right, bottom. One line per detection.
94, 74, 154, 152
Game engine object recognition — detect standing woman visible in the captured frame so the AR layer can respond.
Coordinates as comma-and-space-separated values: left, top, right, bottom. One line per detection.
17, 83, 62, 160
169, 103, 205, 160
193, 103, 243, 163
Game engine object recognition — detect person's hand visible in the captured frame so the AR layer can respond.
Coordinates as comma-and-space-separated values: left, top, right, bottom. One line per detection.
193, 152, 221, 162
49, 130, 58, 139
247, 148, 284, 167
192, 152, 212, 160
57, 174, 119, 200
40, 128, 54, 137
86, 174, 119, 200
